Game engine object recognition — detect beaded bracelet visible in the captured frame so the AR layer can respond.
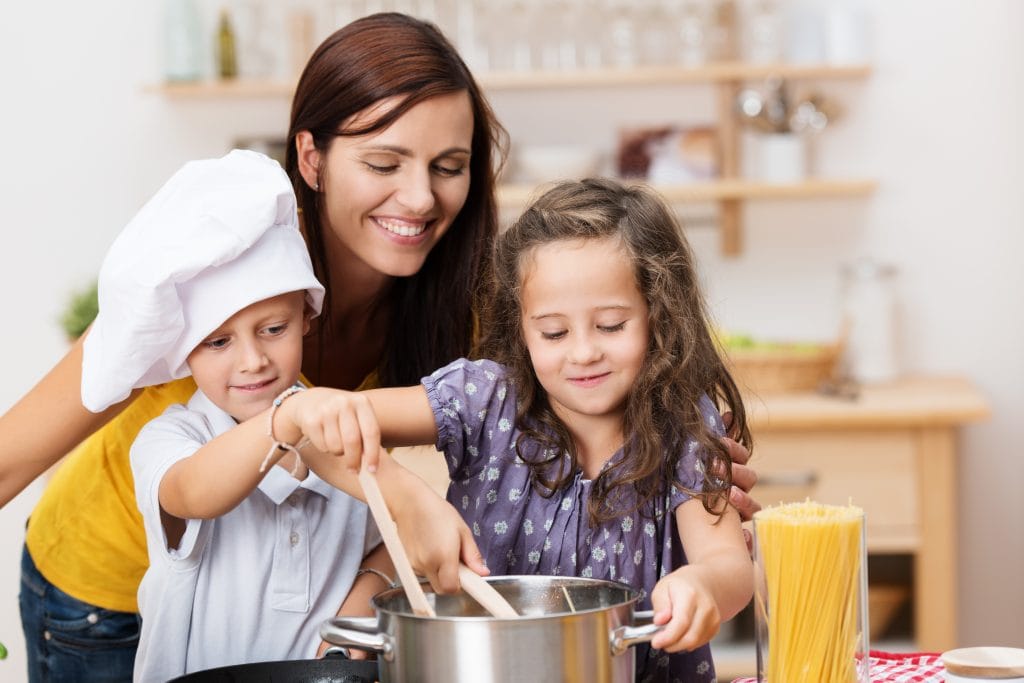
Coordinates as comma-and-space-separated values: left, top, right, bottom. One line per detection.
259, 384, 307, 475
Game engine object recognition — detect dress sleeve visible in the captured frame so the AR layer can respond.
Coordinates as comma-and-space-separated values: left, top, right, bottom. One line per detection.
668, 394, 727, 512
421, 358, 518, 482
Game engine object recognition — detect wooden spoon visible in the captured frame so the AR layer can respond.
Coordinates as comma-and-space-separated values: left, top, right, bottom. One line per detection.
358, 468, 435, 617
358, 468, 518, 619
457, 565, 518, 618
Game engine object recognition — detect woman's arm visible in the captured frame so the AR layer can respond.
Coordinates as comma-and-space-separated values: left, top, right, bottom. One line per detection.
648, 501, 754, 652
316, 543, 395, 658
0, 332, 134, 507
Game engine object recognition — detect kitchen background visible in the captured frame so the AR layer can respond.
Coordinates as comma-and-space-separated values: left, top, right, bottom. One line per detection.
0, 0, 1022, 678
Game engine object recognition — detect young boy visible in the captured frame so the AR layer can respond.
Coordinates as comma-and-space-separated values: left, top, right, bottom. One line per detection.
80, 150, 460, 682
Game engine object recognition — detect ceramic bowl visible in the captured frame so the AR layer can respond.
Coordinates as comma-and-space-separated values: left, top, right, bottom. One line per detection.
515, 145, 602, 183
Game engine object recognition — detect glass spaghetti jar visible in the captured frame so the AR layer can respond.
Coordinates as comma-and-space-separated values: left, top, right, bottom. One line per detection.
753, 501, 870, 683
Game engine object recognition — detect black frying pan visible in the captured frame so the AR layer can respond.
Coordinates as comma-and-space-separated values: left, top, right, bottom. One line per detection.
168, 651, 378, 683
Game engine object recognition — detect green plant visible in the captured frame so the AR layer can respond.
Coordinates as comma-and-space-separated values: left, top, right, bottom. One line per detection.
60, 280, 99, 341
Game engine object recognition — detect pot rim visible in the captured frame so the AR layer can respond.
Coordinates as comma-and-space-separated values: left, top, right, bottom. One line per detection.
370, 574, 643, 622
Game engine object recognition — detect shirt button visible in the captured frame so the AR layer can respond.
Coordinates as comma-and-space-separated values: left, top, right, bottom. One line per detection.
289, 531, 300, 547
86, 613, 99, 624
43, 631, 51, 641
287, 494, 299, 507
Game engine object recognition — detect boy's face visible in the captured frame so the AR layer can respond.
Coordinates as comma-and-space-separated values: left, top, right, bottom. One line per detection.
186, 291, 309, 422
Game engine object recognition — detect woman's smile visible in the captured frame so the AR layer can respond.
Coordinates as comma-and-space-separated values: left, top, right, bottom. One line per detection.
373, 215, 431, 240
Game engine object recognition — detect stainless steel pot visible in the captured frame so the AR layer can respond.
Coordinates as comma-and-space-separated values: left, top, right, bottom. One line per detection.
320, 575, 659, 683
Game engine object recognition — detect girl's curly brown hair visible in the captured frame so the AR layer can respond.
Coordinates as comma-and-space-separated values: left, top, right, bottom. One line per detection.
476, 178, 751, 525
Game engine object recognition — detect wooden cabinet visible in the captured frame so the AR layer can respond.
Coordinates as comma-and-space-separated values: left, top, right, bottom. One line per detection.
152, 61, 875, 255
710, 377, 990, 679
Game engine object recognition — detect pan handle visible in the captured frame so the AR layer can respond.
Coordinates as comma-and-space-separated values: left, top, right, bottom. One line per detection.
320, 617, 394, 661
610, 610, 662, 656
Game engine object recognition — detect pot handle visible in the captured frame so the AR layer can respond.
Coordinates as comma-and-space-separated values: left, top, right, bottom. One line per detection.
320, 617, 394, 661
610, 609, 662, 656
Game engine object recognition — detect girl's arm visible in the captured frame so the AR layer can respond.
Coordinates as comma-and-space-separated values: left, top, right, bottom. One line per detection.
158, 384, 436, 520
286, 385, 488, 591
648, 501, 754, 652
158, 384, 485, 590
0, 331, 135, 507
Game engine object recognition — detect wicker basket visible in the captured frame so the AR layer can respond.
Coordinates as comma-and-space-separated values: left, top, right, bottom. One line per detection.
725, 342, 841, 395
868, 584, 910, 640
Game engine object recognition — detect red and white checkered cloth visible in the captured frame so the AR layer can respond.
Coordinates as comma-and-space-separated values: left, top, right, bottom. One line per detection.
731, 651, 945, 683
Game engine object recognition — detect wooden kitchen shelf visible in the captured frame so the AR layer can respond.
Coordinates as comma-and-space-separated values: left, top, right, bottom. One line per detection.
150, 61, 873, 256
498, 179, 877, 209
478, 62, 871, 89
147, 79, 296, 98
150, 62, 870, 98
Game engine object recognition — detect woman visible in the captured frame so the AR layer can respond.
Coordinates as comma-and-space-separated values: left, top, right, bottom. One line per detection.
2, 13, 758, 683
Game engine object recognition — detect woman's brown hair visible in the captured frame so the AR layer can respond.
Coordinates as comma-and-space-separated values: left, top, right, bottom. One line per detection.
476, 178, 751, 524
286, 12, 508, 387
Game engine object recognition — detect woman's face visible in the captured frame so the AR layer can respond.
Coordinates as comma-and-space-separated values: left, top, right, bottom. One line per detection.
307, 91, 474, 279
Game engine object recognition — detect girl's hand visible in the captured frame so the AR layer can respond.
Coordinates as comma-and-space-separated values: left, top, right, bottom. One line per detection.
649, 567, 721, 653
390, 483, 489, 594
279, 387, 383, 473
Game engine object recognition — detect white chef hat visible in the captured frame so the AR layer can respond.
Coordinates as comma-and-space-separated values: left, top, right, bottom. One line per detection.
81, 149, 325, 412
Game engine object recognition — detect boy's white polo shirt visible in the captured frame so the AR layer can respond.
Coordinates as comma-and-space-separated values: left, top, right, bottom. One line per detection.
131, 389, 381, 683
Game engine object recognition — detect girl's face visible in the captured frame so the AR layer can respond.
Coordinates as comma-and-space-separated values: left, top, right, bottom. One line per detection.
299, 91, 474, 280
519, 237, 650, 432
186, 292, 309, 422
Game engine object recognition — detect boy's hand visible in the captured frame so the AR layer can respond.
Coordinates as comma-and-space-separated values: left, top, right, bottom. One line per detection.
648, 567, 721, 653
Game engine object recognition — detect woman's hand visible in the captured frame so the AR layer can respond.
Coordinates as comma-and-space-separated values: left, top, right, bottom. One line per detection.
649, 567, 722, 653
721, 411, 759, 522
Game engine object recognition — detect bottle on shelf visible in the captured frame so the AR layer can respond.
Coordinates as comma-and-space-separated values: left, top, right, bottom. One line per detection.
217, 8, 239, 80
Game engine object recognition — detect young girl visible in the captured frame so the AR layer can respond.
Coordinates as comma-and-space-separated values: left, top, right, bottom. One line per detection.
273, 177, 755, 682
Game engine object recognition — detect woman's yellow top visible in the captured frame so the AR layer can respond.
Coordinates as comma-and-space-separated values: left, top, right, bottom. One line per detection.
25, 378, 197, 612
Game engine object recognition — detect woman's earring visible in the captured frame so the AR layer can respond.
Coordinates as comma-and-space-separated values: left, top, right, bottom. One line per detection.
313, 180, 319, 191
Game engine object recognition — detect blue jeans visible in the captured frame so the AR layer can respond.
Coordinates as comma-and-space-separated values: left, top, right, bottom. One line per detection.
19, 544, 140, 683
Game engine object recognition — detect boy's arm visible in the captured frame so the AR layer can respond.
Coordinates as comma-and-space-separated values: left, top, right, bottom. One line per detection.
157, 405, 290, 520
648, 501, 754, 652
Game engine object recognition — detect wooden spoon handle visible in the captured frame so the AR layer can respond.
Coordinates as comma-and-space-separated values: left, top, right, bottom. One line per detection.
358, 469, 435, 617
457, 565, 518, 618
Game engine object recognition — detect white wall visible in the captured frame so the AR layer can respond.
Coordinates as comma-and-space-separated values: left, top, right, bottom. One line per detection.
0, 0, 1021, 678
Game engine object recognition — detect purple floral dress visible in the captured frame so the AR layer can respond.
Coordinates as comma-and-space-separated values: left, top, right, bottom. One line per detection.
422, 358, 726, 683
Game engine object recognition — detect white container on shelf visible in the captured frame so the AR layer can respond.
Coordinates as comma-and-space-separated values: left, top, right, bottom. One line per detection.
841, 258, 899, 384
824, 0, 872, 64
750, 133, 807, 182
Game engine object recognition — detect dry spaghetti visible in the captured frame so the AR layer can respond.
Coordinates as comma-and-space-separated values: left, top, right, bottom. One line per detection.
754, 501, 868, 683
